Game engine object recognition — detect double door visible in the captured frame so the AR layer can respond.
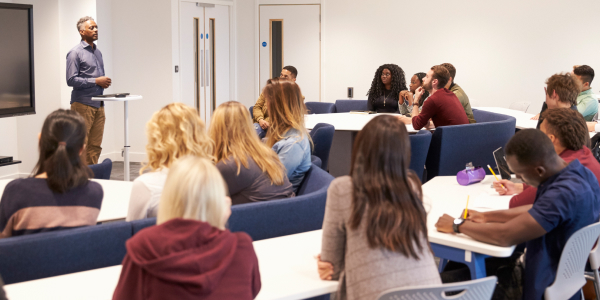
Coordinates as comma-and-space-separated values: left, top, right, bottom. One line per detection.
180, 2, 229, 125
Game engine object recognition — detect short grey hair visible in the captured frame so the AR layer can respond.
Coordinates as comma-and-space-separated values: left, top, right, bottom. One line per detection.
77, 16, 95, 31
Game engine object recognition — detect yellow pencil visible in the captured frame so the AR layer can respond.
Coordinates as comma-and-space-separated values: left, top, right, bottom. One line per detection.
487, 164, 505, 189
464, 195, 469, 219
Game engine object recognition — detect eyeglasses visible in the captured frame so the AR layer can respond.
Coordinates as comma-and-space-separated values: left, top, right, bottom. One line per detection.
381, 73, 391, 77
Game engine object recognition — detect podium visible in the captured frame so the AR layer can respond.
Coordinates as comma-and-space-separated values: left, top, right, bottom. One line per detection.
91, 95, 143, 181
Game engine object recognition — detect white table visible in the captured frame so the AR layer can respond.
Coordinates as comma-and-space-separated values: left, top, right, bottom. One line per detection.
423, 175, 514, 279
5, 230, 336, 300
305, 113, 418, 177
0, 178, 132, 223
305, 112, 417, 132
92, 95, 143, 181
474, 107, 538, 129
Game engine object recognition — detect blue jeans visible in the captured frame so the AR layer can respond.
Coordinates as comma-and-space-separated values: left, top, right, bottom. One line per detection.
254, 123, 266, 139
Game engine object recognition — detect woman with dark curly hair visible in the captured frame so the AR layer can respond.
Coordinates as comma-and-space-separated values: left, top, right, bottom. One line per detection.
367, 64, 408, 113
399, 72, 430, 117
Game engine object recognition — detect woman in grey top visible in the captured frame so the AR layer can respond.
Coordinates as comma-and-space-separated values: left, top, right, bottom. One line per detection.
210, 101, 294, 205
318, 115, 441, 300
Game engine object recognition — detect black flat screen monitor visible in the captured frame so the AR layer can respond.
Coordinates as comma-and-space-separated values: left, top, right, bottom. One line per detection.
0, 3, 35, 118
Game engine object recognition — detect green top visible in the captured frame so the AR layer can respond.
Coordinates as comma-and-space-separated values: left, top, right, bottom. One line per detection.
576, 89, 598, 121
449, 84, 476, 124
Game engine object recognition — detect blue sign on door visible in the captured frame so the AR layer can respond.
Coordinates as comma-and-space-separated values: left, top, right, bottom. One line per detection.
262, 42, 267, 47
206, 34, 209, 39
201, 33, 203, 39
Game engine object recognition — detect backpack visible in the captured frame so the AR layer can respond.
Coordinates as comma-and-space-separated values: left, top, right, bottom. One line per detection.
591, 132, 600, 163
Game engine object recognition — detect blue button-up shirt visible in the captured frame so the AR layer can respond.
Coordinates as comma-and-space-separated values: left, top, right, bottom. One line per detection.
66, 40, 105, 108
525, 159, 600, 300
272, 128, 312, 193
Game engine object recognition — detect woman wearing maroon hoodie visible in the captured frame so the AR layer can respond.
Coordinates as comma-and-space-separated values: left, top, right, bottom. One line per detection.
113, 156, 261, 300
493, 108, 600, 207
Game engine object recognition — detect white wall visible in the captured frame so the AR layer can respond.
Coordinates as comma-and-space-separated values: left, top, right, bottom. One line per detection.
107, 0, 174, 162
320, 0, 600, 114
234, 0, 257, 107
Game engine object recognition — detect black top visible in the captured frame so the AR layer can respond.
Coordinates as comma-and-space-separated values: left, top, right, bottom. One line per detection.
368, 89, 400, 113
536, 102, 579, 129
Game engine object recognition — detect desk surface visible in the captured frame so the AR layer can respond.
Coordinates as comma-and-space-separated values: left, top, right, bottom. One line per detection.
0, 178, 132, 223
305, 112, 417, 132
423, 175, 515, 257
473, 107, 538, 129
4, 230, 336, 300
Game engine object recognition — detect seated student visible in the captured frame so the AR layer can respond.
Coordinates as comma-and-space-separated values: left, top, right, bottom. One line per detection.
210, 101, 294, 205
399, 65, 469, 130
441, 63, 476, 123
532, 73, 580, 128
572, 65, 598, 121
435, 129, 600, 300
126, 103, 213, 221
0, 109, 103, 238
113, 156, 261, 300
494, 108, 600, 208
264, 78, 312, 192
317, 115, 441, 300
253, 66, 302, 139
399, 72, 430, 117
366, 64, 408, 113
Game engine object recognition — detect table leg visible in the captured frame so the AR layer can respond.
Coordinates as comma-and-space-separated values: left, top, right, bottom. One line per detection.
431, 243, 490, 279
124, 101, 130, 181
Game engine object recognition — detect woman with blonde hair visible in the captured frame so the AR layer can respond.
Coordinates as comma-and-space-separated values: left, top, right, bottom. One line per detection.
264, 78, 312, 192
113, 156, 261, 300
126, 103, 214, 221
210, 101, 294, 205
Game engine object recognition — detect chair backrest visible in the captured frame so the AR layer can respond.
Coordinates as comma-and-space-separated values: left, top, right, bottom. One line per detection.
545, 222, 600, 300
409, 130, 433, 182
425, 110, 516, 181
311, 155, 322, 168
88, 158, 113, 180
249, 105, 254, 119
0, 222, 132, 284
334, 99, 368, 113
228, 165, 334, 241
309, 123, 335, 170
377, 276, 497, 300
131, 217, 157, 235
305, 102, 335, 114
508, 101, 531, 113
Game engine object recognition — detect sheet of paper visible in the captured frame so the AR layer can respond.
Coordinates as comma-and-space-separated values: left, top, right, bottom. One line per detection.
469, 190, 512, 211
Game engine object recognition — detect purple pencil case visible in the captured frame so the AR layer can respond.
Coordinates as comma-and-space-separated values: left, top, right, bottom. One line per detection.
457, 163, 486, 186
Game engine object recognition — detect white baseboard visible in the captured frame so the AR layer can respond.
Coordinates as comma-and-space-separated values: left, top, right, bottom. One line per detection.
99, 151, 147, 163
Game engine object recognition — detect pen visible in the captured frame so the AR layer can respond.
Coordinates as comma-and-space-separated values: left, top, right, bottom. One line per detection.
487, 164, 505, 189
464, 195, 469, 219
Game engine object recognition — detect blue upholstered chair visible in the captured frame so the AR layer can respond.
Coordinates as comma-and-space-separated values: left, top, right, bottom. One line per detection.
131, 217, 157, 235
334, 100, 369, 113
305, 102, 335, 114
424, 109, 516, 181
0, 222, 131, 284
311, 155, 322, 168
249, 105, 254, 119
309, 123, 335, 171
88, 158, 112, 180
228, 165, 334, 241
409, 130, 432, 182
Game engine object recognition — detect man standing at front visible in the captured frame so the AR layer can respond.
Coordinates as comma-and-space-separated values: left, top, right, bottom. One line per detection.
66, 16, 111, 164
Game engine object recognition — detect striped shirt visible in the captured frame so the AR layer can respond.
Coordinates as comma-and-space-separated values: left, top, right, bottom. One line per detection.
0, 178, 103, 238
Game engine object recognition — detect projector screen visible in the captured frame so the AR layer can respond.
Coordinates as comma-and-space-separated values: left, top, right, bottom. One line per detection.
0, 3, 34, 118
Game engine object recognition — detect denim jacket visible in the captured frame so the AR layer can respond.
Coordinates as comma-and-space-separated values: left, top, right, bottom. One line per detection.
272, 128, 312, 192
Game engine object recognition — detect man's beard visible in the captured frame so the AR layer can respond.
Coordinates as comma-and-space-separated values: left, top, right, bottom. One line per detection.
423, 81, 432, 93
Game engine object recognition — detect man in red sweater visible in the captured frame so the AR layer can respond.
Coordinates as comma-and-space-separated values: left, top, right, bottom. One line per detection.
493, 108, 600, 208
399, 65, 469, 130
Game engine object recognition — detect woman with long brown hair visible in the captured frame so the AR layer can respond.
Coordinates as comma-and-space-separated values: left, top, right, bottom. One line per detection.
263, 78, 312, 192
317, 115, 440, 300
0, 109, 103, 238
209, 101, 294, 205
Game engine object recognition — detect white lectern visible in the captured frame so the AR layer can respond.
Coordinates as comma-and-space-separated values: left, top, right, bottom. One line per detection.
91, 95, 143, 181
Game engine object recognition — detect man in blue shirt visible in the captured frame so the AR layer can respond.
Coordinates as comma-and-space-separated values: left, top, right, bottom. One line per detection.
436, 129, 600, 300
66, 16, 111, 164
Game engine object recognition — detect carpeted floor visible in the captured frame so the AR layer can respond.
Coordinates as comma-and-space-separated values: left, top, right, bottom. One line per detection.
109, 161, 144, 181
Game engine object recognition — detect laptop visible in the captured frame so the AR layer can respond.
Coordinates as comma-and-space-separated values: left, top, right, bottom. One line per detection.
493, 147, 512, 180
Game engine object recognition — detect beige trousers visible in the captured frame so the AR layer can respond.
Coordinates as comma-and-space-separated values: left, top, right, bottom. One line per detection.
71, 102, 105, 165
